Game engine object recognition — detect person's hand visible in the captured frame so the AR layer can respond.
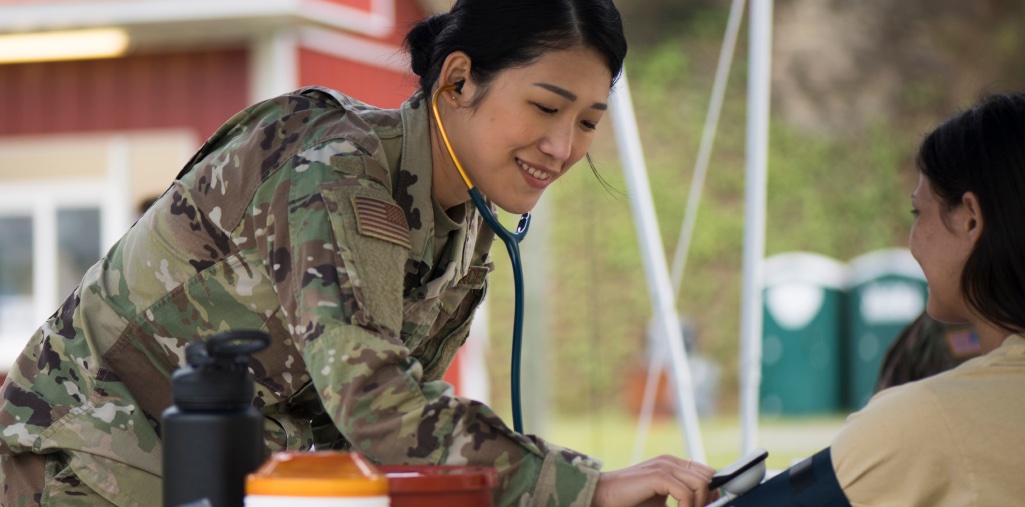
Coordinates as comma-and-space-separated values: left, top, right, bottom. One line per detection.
592, 455, 720, 507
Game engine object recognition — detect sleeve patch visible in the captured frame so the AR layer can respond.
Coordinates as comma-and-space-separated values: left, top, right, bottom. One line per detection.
351, 195, 412, 250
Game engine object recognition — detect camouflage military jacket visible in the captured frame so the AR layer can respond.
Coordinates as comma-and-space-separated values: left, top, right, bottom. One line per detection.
0, 88, 600, 506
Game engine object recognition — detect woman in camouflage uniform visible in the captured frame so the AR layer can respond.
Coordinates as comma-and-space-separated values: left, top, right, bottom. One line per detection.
0, 1, 718, 506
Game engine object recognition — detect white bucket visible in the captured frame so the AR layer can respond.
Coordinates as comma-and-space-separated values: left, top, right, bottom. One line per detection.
245, 494, 390, 507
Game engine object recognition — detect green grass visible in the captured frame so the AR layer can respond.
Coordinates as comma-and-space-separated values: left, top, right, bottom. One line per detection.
543, 411, 847, 472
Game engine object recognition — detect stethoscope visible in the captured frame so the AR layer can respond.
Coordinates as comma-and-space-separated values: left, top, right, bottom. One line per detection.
431, 82, 531, 434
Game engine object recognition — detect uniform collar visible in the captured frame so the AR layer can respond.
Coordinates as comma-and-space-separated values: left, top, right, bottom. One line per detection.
397, 92, 435, 274
399, 92, 489, 296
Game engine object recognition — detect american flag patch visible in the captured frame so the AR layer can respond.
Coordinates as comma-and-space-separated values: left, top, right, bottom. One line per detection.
351, 195, 412, 249
946, 328, 981, 358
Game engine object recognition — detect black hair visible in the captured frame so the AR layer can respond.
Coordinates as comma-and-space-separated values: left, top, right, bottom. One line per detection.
404, 0, 627, 99
916, 93, 1025, 332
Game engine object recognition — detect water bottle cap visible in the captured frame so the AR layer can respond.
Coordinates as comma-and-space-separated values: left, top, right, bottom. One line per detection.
172, 331, 270, 410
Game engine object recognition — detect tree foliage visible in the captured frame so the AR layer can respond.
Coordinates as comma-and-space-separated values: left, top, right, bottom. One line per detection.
483, 0, 1025, 417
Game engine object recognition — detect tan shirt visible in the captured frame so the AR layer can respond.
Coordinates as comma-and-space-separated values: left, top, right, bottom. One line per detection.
832, 334, 1025, 506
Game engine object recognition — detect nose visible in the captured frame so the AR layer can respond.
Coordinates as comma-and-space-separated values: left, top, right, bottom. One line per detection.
538, 122, 574, 163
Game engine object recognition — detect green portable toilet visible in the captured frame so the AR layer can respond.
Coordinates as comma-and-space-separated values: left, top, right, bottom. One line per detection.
761, 252, 848, 416
846, 248, 927, 410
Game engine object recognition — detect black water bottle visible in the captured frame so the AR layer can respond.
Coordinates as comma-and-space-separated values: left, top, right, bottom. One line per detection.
162, 330, 270, 507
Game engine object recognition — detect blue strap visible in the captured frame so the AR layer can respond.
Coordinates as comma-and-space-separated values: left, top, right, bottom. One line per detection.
729, 447, 851, 507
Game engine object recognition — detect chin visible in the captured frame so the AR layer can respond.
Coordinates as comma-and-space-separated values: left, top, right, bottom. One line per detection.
492, 196, 540, 215
925, 301, 971, 325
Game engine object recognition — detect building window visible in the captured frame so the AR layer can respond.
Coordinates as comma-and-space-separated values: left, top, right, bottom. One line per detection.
57, 207, 103, 298
0, 131, 195, 370
0, 206, 103, 368
0, 216, 34, 346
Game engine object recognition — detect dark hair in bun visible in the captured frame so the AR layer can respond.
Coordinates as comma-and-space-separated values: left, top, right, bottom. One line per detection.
404, 0, 627, 98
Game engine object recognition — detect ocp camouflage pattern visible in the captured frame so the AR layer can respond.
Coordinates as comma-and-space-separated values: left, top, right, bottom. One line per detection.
0, 87, 601, 506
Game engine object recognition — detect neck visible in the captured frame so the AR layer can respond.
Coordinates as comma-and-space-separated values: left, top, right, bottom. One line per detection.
971, 318, 1016, 353
429, 110, 472, 210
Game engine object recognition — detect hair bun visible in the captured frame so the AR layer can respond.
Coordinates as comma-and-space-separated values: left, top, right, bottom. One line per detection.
405, 13, 451, 79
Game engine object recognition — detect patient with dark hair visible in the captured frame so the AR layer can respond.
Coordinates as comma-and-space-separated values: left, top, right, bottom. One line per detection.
724, 93, 1025, 507
874, 311, 980, 393
830, 93, 1025, 505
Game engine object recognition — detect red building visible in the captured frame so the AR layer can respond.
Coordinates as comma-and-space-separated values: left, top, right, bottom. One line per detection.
0, 0, 485, 398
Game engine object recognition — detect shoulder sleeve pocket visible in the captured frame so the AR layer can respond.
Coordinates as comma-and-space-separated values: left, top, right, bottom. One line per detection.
320, 180, 409, 336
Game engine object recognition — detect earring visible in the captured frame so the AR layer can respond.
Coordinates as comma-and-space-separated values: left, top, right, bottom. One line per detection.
451, 93, 457, 101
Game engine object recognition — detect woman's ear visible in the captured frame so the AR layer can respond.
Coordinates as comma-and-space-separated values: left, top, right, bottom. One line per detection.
961, 191, 984, 245
438, 51, 474, 105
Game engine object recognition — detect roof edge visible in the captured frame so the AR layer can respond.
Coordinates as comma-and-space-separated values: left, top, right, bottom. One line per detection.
0, 0, 395, 38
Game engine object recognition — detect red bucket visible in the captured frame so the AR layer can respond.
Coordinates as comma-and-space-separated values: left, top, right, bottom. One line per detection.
377, 465, 498, 507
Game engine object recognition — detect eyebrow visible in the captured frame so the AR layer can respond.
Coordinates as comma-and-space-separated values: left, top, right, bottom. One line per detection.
534, 82, 607, 111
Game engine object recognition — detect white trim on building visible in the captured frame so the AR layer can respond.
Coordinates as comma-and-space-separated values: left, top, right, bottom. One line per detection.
298, 26, 407, 73
0, 0, 396, 39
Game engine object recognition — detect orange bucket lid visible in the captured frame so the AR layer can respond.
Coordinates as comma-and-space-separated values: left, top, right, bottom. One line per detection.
246, 451, 389, 497
377, 465, 497, 494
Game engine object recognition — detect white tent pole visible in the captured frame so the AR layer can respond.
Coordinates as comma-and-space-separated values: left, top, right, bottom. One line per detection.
522, 193, 552, 435
739, 0, 774, 455
611, 73, 706, 463
670, 0, 747, 295
633, 0, 746, 464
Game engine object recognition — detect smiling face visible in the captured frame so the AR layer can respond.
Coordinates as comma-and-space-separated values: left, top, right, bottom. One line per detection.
432, 46, 612, 213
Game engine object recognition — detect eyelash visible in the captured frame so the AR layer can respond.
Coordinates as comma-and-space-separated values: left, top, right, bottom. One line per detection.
534, 103, 557, 114
910, 208, 920, 218
532, 103, 599, 131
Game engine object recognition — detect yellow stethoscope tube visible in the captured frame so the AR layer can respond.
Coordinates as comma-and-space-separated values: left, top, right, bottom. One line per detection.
429, 82, 531, 434
431, 84, 476, 190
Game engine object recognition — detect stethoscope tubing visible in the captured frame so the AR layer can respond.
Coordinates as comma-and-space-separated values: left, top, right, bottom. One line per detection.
471, 188, 529, 434
433, 87, 531, 434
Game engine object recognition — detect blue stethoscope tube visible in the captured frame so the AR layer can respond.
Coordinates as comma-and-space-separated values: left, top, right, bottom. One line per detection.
432, 85, 531, 434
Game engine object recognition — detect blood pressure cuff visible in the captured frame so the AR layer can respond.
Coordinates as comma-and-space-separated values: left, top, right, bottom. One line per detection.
728, 448, 851, 507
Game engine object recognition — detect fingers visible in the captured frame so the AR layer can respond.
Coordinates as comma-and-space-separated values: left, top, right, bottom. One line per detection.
598, 456, 717, 507
655, 456, 717, 507
663, 463, 714, 506
635, 454, 717, 505
707, 486, 723, 504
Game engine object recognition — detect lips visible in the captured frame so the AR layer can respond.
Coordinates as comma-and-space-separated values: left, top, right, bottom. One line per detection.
516, 158, 555, 181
